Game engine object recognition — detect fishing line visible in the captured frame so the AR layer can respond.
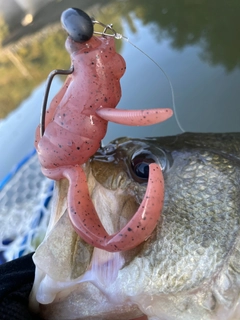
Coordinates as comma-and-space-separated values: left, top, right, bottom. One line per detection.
120, 35, 185, 133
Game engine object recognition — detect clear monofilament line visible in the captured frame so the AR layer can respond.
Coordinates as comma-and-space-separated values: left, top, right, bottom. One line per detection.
120, 35, 185, 133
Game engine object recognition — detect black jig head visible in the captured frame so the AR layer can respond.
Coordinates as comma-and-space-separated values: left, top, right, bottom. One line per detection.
61, 8, 94, 43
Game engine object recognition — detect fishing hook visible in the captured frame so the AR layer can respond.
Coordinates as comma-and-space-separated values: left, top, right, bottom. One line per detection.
40, 65, 74, 137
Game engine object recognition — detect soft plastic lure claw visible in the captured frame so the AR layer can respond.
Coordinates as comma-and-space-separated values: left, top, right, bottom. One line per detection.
35, 8, 173, 251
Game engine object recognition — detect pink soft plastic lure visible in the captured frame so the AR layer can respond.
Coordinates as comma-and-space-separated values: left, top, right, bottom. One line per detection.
35, 8, 173, 252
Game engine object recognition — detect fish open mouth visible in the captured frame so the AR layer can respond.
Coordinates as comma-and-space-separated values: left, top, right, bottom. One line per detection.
30, 168, 153, 318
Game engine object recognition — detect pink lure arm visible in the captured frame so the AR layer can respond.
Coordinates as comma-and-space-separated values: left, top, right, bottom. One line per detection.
63, 163, 164, 252
96, 107, 173, 126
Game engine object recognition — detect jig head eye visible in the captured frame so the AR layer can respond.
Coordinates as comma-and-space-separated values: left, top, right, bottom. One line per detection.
61, 8, 94, 43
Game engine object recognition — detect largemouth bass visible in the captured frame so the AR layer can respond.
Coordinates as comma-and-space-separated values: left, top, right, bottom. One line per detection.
30, 133, 240, 320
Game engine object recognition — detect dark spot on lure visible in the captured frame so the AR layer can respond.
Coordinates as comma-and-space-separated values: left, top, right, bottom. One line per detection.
61, 8, 93, 43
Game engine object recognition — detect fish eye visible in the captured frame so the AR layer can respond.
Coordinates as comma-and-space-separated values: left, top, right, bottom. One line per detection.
131, 153, 154, 180
61, 8, 94, 43
131, 148, 168, 181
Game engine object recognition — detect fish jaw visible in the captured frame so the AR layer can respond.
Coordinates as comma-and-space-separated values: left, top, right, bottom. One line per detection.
29, 166, 149, 319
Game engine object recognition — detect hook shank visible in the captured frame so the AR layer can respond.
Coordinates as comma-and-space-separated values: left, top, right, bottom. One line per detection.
40, 65, 74, 137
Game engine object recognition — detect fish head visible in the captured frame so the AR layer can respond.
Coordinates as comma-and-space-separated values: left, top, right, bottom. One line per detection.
30, 133, 240, 320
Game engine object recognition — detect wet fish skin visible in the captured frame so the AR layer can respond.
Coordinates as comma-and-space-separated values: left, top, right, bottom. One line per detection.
31, 133, 240, 320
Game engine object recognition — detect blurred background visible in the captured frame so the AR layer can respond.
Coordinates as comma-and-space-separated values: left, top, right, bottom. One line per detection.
0, 0, 240, 180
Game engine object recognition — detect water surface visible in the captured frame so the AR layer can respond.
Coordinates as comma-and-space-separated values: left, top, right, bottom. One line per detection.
0, 0, 239, 179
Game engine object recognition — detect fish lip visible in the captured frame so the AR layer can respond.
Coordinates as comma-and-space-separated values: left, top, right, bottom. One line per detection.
35, 271, 93, 305
36, 271, 144, 320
